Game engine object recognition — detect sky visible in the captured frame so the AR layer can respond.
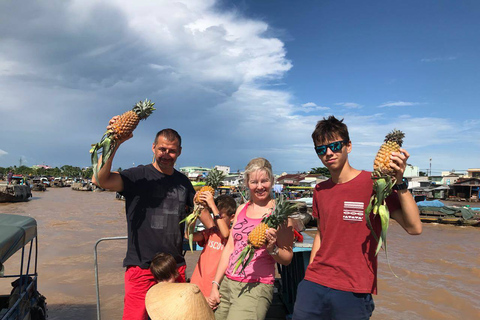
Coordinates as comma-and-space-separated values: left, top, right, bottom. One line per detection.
1, 0, 479, 175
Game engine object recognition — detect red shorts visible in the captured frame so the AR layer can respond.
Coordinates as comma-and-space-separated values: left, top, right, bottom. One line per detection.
123, 265, 186, 320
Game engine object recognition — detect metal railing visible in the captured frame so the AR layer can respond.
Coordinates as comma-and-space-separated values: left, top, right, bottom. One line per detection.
94, 236, 127, 320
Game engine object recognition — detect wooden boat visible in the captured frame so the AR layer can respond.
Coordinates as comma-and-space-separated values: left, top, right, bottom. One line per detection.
0, 184, 32, 202
420, 215, 480, 227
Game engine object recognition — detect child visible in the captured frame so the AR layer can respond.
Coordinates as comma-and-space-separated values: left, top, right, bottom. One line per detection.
189, 193, 237, 300
150, 253, 179, 283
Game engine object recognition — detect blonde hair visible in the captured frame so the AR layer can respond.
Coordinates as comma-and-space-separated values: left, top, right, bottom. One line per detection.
244, 157, 274, 187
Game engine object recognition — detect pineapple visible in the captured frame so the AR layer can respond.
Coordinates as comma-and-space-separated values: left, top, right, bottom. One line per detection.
90, 99, 156, 183
233, 195, 297, 274
365, 129, 405, 260
109, 100, 156, 140
180, 186, 215, 252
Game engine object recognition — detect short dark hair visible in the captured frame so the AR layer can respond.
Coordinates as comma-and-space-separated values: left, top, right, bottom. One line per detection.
215, 195, 237, 217
150, 253, 179, 282
311, 116, 350, 145
154, 129, 182, 147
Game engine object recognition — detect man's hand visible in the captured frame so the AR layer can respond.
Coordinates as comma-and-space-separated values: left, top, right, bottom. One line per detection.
107, 115, 133, 145
390, 148, 409, 183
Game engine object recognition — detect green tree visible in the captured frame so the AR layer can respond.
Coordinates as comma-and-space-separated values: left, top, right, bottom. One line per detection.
310, 167, 331, 177
83, 167, 93, 179
205, 168, 225, 189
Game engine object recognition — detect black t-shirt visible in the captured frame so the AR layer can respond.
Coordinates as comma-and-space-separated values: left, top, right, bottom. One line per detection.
120, 164, 195, 268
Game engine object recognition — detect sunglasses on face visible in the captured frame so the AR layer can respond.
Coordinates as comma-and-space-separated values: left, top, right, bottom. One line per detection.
314, 140, 349, 156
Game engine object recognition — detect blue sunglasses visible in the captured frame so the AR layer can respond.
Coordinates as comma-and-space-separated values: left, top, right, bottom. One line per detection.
314, 140, 349, 156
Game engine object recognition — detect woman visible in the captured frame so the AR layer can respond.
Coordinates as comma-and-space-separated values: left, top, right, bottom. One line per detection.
209, 157, 294, 320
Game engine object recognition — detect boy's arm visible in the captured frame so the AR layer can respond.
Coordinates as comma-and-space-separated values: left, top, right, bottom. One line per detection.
199, 191, 231, 238
215, 216, 230, 239
197, 192, 215, 229
309, 228, 321, 264
185, 229, 205, 243
389, 148, 422, 235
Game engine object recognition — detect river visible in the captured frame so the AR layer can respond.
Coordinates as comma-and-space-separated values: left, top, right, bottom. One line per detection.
1, 188, 479, 319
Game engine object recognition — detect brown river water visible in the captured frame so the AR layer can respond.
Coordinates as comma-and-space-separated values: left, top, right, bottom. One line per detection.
1, 188, 479, 319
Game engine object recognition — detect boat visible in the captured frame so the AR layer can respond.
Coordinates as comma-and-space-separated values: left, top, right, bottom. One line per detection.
0, 176, 32, 202
0, 214, 47, 319
417, 200, 480, 227
30, 178, 46, 192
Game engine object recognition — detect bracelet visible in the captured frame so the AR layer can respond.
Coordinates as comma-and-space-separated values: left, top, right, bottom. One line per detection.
212, 280, 221, 289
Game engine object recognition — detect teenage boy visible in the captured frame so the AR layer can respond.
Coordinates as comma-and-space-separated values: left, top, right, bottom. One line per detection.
189, 194, 237, 301
293, 116, 422, 320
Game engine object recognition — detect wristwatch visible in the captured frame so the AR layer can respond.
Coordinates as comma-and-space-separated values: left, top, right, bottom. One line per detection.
269, 245, 279, 256
393, 177, 408, 191
214, 214, 221, 219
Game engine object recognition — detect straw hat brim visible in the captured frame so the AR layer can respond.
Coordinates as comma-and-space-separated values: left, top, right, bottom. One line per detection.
145, 282, 215, 320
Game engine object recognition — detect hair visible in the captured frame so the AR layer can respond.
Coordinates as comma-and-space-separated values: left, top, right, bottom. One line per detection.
154, 128, 182, 147
243, 157, 274, 187
215, 195, 237, 217
311, 115, 350, 145
150, 253, 179, 282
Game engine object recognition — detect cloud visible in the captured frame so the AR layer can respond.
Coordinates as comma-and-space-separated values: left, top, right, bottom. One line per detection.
335, 102, 363, 109
0, 1, 477, 174
377, 101, 422, 108
421, 56, 457, 63
299, 102, 329, 113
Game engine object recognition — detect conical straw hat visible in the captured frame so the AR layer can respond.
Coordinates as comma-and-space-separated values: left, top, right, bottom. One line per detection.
145, 282, 215, 320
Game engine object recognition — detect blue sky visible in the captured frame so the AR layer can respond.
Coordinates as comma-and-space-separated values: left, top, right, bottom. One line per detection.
0, 0, 479, 175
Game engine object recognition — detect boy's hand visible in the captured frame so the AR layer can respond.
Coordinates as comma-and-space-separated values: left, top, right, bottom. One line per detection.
390, 148, 409, 183
199, 191, 215, 209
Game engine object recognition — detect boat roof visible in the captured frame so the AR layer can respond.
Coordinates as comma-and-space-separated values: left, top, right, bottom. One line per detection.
0, 214, 37, 264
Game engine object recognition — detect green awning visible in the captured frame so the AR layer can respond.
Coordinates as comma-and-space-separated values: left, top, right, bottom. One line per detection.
0, 214, 37, 264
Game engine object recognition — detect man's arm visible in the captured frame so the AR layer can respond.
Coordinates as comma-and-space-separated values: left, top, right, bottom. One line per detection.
91, 116, 131, 192
389, 148, 422, 235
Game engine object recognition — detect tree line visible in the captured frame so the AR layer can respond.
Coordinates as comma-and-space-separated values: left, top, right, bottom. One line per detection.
0, 165, 96, 179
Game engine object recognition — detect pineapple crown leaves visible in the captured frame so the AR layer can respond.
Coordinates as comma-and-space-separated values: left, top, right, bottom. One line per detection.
262, 195, 297, 229
383, 129, 405, 147
132, 98, 156, 120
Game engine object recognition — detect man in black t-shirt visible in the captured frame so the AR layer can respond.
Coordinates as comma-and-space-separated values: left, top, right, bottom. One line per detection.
93, 122, 195, 320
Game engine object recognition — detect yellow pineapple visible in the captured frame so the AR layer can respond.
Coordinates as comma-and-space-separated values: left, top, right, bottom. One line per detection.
90, 99, 156, 182
366, 129, 405, 261
193, 186, 215, 207
373, 129, 404, 177
248, 223, 269, 249
234, 195, 296, 274
181, 185, 215, 251
109, 99, 155, 140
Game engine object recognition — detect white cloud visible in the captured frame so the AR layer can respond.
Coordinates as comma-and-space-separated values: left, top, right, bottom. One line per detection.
421, 56, 457, 63
377, 101, 422, 108
335, 102, 363, 109
0, 150, 8, 157
299, 102, 329, 113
